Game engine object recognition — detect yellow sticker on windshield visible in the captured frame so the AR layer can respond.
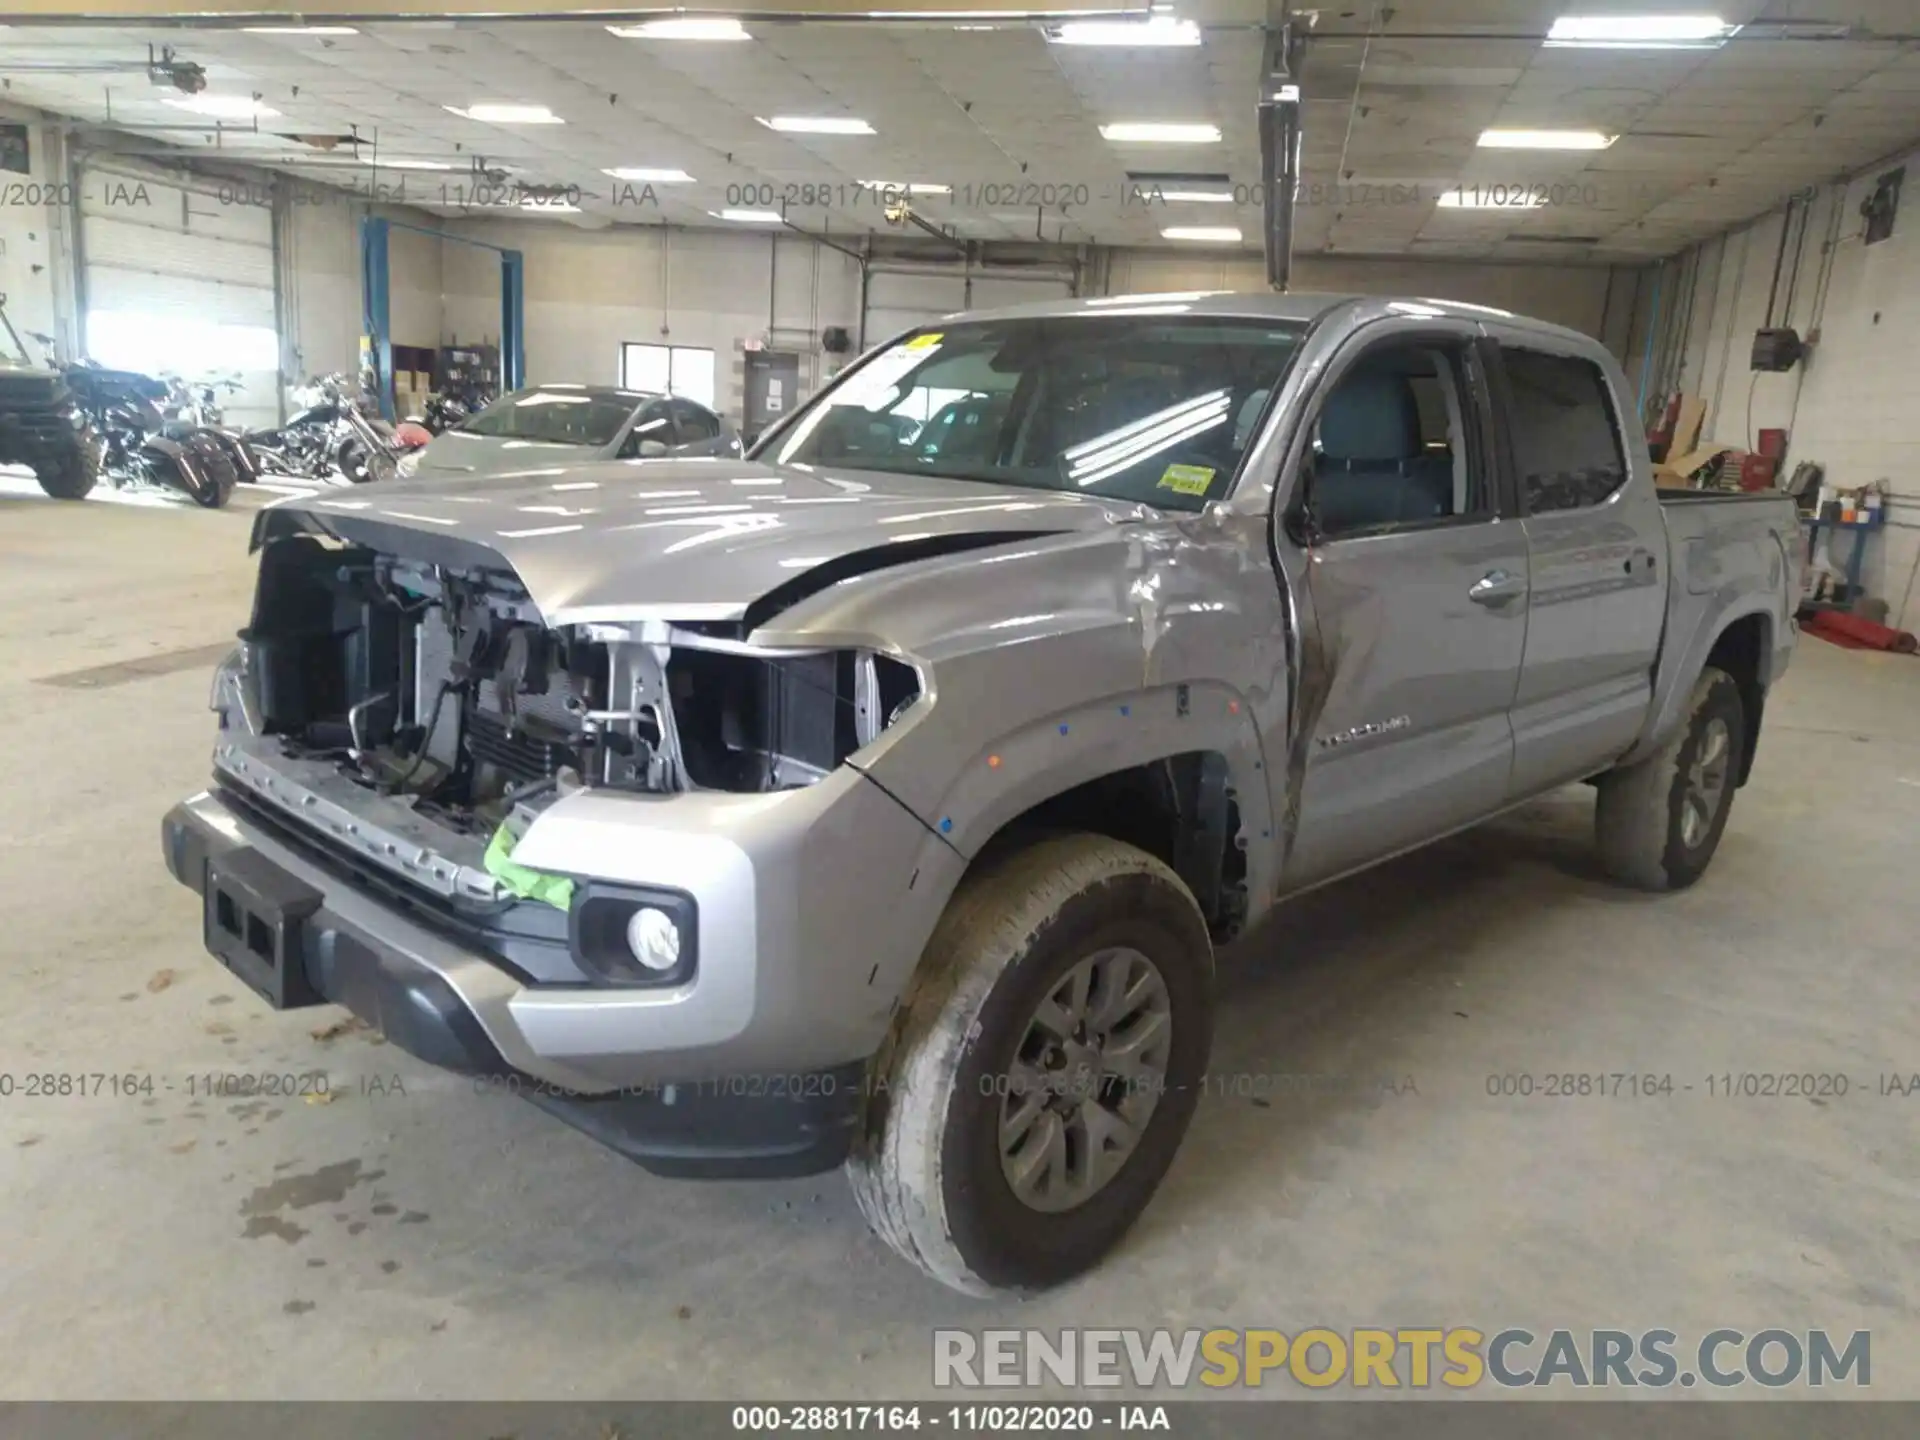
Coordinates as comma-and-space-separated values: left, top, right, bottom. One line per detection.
905, 332, 943, 350
1158, 463, 1215, 496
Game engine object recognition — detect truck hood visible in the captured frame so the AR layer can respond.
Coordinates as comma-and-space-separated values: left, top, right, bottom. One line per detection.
410, 430, 603, 476
255, 456, 1151, 625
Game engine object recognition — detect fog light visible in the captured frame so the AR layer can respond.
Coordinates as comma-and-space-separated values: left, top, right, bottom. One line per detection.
625, 906, 681, 972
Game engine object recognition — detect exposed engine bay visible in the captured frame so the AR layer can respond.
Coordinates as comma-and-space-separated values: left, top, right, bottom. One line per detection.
240, 535, 921, 838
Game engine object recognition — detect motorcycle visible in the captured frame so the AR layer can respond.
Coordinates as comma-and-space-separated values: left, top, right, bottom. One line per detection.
159, 371, 264, 486
416, 390, 480, 435
62, 361, 237, 508
246, 371, 402, 485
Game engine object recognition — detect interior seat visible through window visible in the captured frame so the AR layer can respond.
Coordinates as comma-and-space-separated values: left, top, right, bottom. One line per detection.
1311, 355, 1459, 535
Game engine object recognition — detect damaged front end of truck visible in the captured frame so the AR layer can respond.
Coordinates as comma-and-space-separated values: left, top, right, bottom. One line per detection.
218, 516, 926, 912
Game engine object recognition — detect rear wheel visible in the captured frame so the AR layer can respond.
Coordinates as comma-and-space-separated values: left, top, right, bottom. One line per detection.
847, 834, 1214, 1295
1595, 666, 1745, 891
185, 440, 237, 508
192, 469, 236, 508
33, 437, 99, 500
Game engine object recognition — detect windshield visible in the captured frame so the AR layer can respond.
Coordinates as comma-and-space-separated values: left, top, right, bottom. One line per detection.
457, 388, 643, 446
761, 313, 1306, 509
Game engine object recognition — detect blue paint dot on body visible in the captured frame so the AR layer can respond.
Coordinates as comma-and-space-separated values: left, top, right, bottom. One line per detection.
939, 817, 952, 833
1119, 705, 1131, 717
1058, 723, 1070, 735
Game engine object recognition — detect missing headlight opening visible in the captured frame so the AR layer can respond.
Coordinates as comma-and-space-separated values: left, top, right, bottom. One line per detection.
240, 534, 922, 834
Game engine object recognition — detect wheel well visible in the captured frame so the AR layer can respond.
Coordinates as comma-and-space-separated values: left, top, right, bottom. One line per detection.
1706, 614, 1768, 786
974, 753, 1248, 939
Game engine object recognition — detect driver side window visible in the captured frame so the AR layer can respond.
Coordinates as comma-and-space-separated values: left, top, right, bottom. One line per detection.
1304, 340, 1487, 540
620, 401, 675, 457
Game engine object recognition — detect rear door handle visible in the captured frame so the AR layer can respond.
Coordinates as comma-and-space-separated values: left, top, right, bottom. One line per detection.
1468, 569, 1527, 606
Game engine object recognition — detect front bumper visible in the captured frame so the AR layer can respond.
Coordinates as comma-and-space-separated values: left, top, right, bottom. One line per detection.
160, 781, 948, 1178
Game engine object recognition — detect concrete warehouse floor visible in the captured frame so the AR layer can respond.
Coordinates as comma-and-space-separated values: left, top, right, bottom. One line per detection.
1, 480, 1916, 1400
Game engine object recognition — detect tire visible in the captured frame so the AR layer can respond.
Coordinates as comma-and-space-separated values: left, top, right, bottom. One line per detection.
187, 437, 238, 508
847, 833, 1214, 1296
1595, 666, 1745, 891
337, 439, 374, 484
192, 469, 235, 508
33, 438, 99, 500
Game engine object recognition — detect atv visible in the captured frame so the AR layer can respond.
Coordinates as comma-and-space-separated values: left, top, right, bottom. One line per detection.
0, 299, 99, 500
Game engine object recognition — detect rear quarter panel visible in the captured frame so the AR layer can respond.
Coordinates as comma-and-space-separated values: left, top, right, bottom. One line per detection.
1626, 491, 1798, 762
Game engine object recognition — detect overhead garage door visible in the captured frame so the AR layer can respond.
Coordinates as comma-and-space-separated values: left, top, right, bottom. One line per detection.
862, 268, 1072, 347
79, 158, 280, 429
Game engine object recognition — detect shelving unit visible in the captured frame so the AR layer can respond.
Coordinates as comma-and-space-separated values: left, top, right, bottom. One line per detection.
1800, 510, 1885, 612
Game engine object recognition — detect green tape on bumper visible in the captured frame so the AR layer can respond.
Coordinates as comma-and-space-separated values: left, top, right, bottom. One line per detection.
482, 821, 575, 912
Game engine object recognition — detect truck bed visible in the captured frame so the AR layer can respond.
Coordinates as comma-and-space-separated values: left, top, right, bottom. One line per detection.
1630, 485, 1800, 766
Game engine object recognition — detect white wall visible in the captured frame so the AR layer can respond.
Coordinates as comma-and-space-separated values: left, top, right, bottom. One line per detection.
1660, 144, 1920, 629
438, 219, 862, 421
426, 221, 1644, 424
0, 103, 78, 363
281, 193, 444, 383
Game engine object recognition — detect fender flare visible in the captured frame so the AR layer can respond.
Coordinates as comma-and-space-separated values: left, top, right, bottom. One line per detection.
1629, 601, 1777, 764
857, 679, 1278, 903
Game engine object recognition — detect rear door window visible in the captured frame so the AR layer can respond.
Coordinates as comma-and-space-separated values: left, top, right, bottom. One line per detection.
1498, 347, 1628, 513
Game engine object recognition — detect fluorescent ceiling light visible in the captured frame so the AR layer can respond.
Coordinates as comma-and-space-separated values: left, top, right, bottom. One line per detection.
1546, 13, 1737, 48
757, 116, 875, 135
242, 24, 359, 34
713, 208, 784, 223
521, 198, 581, 214
446, 103, 564, 125
1101, 122, 1222, 144
366, 158, 457, 171
163, 95, 279, 120
1161, 225, 1241, 242
861, 180, 951, 195
603, 167, 695, 183
1436, 186, 1550, 210
1159, 188, 1234, 204
606, 17, 750, 40
1478, 128, 1614, 150
1049, 15, 1200, 46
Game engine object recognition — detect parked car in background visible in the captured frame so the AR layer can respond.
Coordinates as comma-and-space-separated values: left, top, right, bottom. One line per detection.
397, 384, 741, 480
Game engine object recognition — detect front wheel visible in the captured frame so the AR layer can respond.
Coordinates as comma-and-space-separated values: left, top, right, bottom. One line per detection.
847, 834, 1214, 1295
33, 438, 99, 500
362, 448, 398, 485
1595, 665, 1746, 891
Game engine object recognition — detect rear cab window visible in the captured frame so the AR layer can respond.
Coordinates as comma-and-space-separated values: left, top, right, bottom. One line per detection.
1497, 347, 1628, 513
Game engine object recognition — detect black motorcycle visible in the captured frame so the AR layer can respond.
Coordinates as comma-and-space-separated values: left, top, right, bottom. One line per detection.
247, 372, 399, 485
417, 390, 479, 435
64, 363, 237, 508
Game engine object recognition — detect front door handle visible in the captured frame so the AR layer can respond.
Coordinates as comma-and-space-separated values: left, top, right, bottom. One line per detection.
1468, 569, 1526, 606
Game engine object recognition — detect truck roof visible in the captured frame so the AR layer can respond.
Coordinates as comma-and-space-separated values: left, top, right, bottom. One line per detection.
929, 289, 1594, 349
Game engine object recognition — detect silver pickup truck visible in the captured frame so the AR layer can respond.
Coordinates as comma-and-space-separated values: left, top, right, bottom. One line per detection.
163, 292, 1796, 1295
